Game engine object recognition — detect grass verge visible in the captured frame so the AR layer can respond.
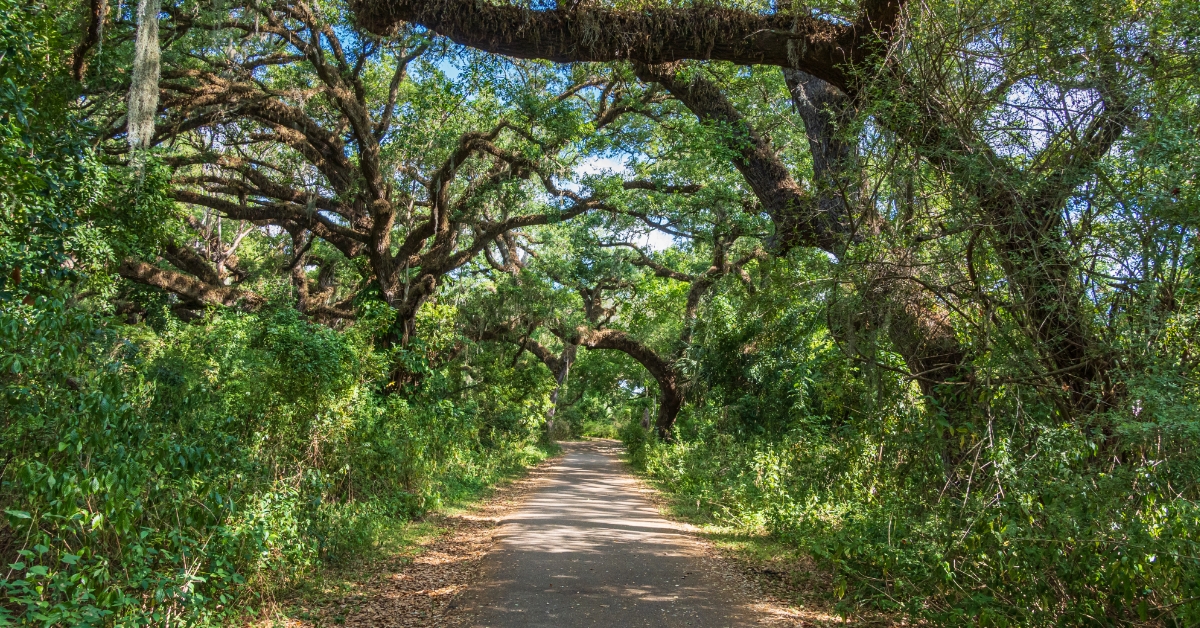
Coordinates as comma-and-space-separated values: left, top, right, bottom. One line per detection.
257, 442, 560, 627
618, 445, 899, 627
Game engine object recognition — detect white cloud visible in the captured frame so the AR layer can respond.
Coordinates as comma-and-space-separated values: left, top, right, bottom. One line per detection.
581, 156, 678, 251
575, 155, 629, 177
638, 230, 676, 251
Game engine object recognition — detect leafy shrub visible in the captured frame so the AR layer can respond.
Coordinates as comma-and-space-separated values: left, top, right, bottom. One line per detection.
580, 419, 618, 439
618, 420, 653, 469
0, 287, 553, 625
638, 374, 1200, 626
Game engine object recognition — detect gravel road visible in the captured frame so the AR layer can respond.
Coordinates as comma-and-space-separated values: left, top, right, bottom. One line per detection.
454, 439, 759, 627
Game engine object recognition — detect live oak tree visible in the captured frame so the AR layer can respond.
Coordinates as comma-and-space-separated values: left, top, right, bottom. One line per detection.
89, 1, 738, 382
337, 0, 985, 432
464, 202, 766, 437
77, 0, 1147, 425
345, 0, 1154, 423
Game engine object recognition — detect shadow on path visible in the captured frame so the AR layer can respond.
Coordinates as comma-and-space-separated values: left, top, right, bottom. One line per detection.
455, 440, 759, 627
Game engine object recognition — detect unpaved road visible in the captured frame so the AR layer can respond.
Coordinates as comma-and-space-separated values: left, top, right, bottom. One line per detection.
453, 440, 760, 627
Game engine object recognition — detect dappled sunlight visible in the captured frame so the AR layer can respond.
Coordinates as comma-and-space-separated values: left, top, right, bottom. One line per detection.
457, 440, 763, 627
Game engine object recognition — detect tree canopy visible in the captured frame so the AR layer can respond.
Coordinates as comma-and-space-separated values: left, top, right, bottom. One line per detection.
2, 0, 1199, 623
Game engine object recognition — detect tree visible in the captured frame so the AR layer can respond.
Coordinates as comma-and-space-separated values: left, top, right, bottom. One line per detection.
90, 0, 684, 355
466, 200, 765, 437
343, 0, 1152, 419
350, 0, 905, 92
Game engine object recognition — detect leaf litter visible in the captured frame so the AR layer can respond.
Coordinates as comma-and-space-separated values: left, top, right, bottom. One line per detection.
258, 442, 903, 627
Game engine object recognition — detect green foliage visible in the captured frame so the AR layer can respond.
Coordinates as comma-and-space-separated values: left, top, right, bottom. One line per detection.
618, 419, 653, 469
1, 289, 553, 625
4, 0, 1200, 623
642, 410, 1200, 625
630, 252, 1200, 626
0, 12, 553, 622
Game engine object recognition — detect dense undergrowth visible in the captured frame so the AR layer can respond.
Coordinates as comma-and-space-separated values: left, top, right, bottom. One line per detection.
6, 0, 1200, 623
0, 8, 553, 623
620, 269, 1200, 626
628, 414, 1200, 626
1, 296, 552, 625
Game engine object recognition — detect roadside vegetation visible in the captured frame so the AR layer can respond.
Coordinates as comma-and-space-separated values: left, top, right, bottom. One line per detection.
2, 0, 1198, 624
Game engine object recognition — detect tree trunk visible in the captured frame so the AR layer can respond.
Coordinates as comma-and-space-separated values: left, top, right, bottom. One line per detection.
650, 64, 975, 416
655, 379, 684, 440
545, 344, 576, 438
577, 327, 684, 439
118, 259, 263, 310
350, 0, 892, 92
879, 87, 1127, 414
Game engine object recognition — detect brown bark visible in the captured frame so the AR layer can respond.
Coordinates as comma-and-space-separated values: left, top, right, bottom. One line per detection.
71, 0, 107, 81
643, 64, 972, 416
576, 327, 683, 439
345, 0, 1120, 415
162, 242, 223, 287
118, 259, 264, 310
473, 327, 571, 376
633, 63, 849, 253
289, 254, 357, 324
645, 59, 1119, 416
351, 0, 907, 93
143, 6, 656, 348
349, 0, 1115, 414
782, 69, 858, 235
569, 239, 761, 438
881, 76, 1130, 413
783, 70, 975, 452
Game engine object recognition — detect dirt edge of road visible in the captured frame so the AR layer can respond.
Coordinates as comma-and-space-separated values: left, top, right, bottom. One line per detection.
615, 440, 904, 628
263, 438, 900, 627
259, 448, 565, 628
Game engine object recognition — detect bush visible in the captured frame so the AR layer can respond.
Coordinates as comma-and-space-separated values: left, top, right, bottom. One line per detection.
0, 296, 553, 625
638, 402, 1200, 626
618, 420, 653, 469
580, 419, 618, 439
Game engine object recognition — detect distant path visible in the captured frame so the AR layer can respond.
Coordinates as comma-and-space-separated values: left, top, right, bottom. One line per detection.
453, 440, 759, 627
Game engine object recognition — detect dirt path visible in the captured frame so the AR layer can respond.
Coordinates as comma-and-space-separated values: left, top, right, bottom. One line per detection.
281, 440, 854, 627
451, 440, 769, 627
270, 452, 563, 627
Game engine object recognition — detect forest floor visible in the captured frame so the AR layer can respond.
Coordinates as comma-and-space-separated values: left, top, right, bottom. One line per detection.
261, 440, 898, 627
